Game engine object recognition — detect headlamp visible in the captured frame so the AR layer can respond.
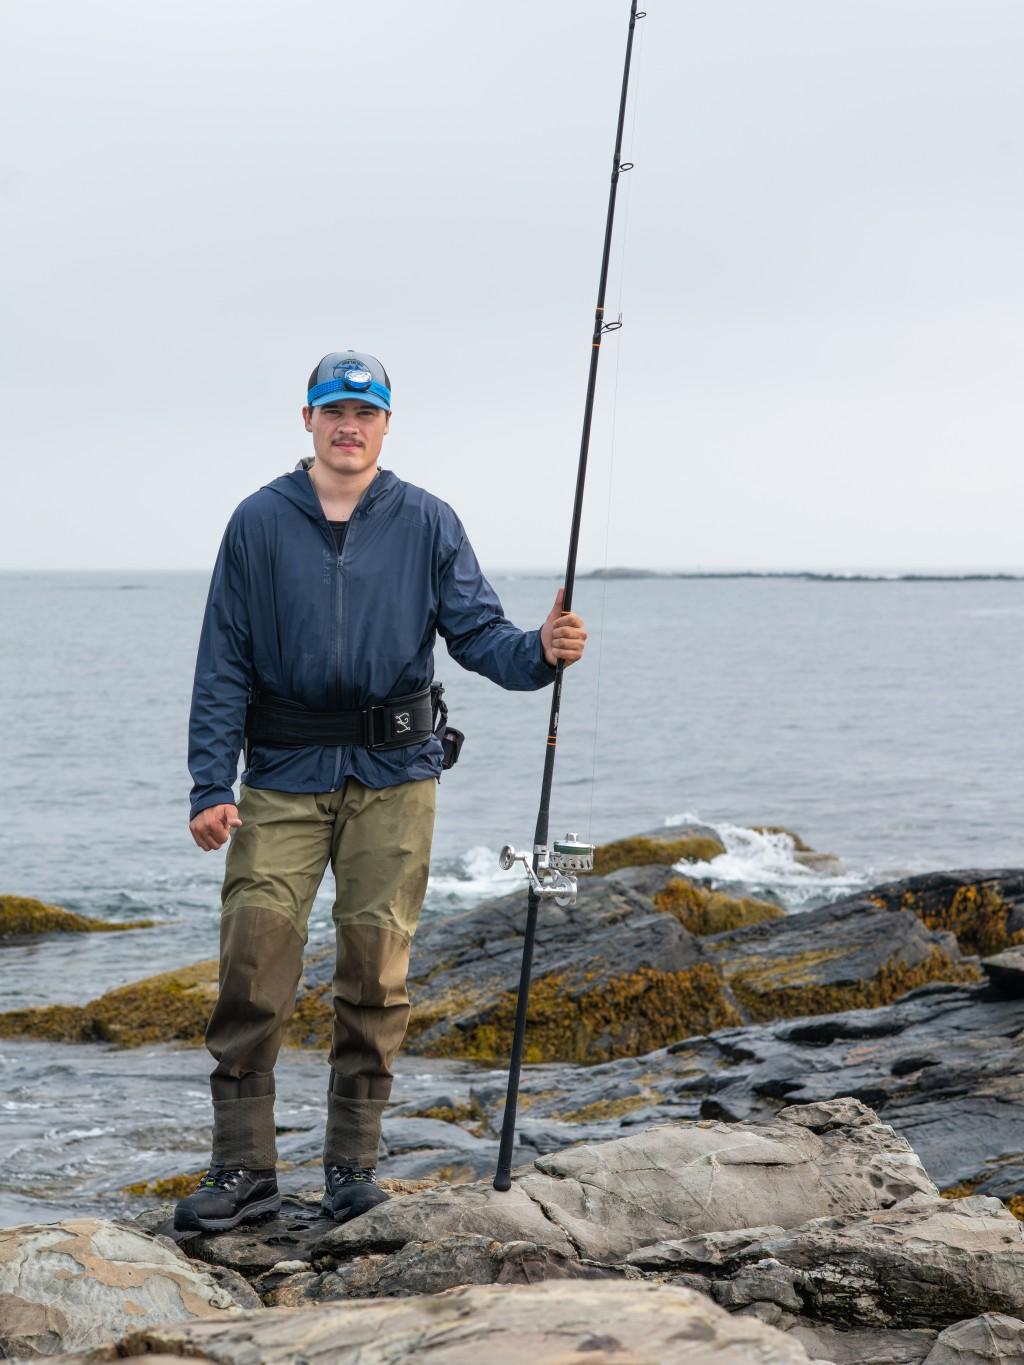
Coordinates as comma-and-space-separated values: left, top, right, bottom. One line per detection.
338, 364, 372, 391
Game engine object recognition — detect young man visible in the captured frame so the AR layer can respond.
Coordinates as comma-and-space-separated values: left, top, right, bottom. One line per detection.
176, 351, 586, 1233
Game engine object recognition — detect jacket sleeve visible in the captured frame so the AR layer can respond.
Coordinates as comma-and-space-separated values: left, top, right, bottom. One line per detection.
188, 514, 254, 821
436, 528, 557, 691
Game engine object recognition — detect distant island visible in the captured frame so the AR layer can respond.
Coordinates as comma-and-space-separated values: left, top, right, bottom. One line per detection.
582, 568, 1024, 583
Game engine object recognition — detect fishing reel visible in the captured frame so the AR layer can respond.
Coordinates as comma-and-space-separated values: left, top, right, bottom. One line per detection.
498, 833, 595, 907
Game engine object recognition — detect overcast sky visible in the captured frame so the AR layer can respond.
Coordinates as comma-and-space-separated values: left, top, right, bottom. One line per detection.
2, 0, 1021, 572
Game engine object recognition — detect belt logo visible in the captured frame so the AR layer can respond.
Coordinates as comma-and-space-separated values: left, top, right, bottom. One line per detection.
394, 711, 412, 734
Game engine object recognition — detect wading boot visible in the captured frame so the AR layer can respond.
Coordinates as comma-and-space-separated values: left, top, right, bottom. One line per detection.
173, 1167, 280, 1233
322, 1164, 390, 1223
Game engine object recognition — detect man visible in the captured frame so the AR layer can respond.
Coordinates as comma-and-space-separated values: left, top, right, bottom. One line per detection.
175, 351, 587, 1233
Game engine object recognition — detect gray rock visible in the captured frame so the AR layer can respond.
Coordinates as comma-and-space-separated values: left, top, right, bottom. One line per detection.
724, 1196, 1024, 1329
66, 1280, 822, 1362
627, 1226, 788, 1269
787, 1321, 938, 1364
0, 1217, 249, 1357
266, 1234, 621, 1305
923, 1312, 1024, 1363
314, 1101, 934, 1269
981, 947, 1024, 998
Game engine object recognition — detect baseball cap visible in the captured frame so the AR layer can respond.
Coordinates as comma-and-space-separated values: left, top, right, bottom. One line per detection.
306, 351, 392, 412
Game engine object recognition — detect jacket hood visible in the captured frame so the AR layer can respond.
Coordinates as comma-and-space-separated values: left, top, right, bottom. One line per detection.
263, 467, 399, 522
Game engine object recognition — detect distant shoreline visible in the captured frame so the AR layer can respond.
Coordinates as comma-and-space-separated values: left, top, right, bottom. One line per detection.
581, 568, 1024, 583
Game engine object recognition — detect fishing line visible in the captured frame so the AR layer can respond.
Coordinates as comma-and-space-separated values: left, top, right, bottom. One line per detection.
586, 11, 647, 842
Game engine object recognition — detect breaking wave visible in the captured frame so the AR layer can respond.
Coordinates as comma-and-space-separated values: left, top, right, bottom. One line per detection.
662, 813, 869, 911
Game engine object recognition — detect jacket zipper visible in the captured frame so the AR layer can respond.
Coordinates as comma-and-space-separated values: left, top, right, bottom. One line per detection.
327, 471, 378, 789
331, 517, 354, 789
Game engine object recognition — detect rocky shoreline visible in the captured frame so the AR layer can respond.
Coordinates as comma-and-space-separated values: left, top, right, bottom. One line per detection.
5, 827, 1024, 1360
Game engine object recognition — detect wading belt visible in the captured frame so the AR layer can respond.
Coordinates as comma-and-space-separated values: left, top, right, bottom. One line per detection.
245, 684, 440, 752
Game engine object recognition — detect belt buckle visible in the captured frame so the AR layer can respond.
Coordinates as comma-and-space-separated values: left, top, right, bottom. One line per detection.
364, 704, 388, 749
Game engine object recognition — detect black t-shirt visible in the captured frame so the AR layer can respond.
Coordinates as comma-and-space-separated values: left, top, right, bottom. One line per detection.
327, 520, 349, 553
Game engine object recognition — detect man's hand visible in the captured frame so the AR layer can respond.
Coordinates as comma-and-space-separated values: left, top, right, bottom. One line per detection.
190, 803, 242, 851
541, 588, 587, 667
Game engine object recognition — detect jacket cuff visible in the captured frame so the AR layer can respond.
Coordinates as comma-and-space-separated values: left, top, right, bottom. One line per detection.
528, 630, 559, 686
189, 788, 238, 824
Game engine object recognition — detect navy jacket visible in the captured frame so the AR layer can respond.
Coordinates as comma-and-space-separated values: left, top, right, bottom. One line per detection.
188, 468, 555, 821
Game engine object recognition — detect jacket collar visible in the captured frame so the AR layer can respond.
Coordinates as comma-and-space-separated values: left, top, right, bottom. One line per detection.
263, 467, 399, 522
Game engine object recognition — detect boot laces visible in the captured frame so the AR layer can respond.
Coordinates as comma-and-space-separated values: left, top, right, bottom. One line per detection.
197, 1168, 244, 1191
327, 1163, 377, 1187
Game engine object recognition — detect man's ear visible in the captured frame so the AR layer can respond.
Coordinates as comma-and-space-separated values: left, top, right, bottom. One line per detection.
383, 412, 391, 435
302, 405, 314, 433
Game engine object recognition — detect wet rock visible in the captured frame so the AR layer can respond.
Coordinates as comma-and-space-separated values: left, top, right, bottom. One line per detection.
0, 894, 155, 937
923, 1312, 1024, 1363
313, 1100, 934, 1268
0, 1217, 248, 1357
657, 981, 1024, 1190
701, 897, 975, 1022
866, 871, 1024, 958
64, 1280, 821, 1363
981, 946, 1024, 997
0, 960, 219, 1045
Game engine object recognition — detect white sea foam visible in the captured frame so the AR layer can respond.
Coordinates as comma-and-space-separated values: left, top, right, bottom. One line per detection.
426, 845, 516, 908
662, 813, 868, 910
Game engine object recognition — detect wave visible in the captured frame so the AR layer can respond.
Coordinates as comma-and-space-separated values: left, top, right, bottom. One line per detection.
426, 845, 516, 909
661, 813, 868, 910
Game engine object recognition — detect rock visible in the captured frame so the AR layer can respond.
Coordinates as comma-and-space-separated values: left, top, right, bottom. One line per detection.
923, 1313, 1024, 1363
658, 980, 1024, 1189
787, 1321, 938, 1364
168, 1195, 335, 1276
0, 894, 155, 937
866, 871, 1024, 958
700, 897, 976, 1023
356, 868, 743, 1064
6, 865, 1018, 1067
981, 946, 1024, 997
60, 1280, 821, 1362
263, 1234, 620, 1305
675, 1195, 1024, 1329
0, 1217, 249, 1357
0, 960, 218, 1045
313, 1101, 934, 1269
588, 830, 727, 875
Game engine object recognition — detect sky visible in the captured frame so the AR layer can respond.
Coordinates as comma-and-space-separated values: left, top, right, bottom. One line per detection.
1, 0, 1022, 572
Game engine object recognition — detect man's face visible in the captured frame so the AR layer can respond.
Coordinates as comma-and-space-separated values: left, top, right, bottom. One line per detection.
302, 399, 390, 476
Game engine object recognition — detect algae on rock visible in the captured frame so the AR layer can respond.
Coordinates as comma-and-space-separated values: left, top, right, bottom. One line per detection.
653, 878, 783, 936
0, 960, 218, 1045
587, 833, 725, 876
0, 893, 154, 936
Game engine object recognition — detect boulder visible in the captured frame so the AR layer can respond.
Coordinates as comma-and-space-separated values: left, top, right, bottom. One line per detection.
923, 1313, 1024, 1363
700, 898, 976, 1022
313, 1100, 935, 1268
0, 1218, 250, 1357
59, 1280, 821, 1363
631, 1195, 1024, 1330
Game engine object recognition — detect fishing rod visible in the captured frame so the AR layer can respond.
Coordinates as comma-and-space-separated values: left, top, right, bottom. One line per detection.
493, 0, 646, 1193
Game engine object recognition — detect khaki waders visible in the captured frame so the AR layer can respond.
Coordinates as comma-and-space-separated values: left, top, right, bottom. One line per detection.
204, 777, 436, 1170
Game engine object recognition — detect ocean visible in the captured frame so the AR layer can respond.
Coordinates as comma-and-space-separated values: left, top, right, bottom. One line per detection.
2, 569, 1023, 1222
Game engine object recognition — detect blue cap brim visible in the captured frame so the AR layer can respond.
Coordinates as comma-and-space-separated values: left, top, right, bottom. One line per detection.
310, 392, 390, 412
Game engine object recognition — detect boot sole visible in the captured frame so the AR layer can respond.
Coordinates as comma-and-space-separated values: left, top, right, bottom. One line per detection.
320, 1191, 389, 1224
173, 1191, 282, 1233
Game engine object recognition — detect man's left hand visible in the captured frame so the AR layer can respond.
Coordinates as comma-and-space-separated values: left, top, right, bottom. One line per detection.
541, 588, 587, 667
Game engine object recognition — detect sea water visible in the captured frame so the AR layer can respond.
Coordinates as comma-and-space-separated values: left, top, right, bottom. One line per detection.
1, 569, 1023, 1221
